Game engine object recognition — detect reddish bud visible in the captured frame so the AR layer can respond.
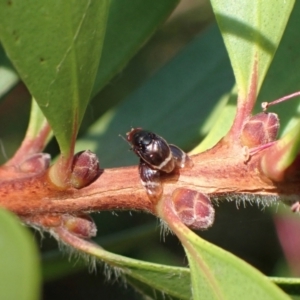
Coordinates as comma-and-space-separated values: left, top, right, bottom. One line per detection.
172, 188, 215, 230
19, 153, 51, 173
70, 150, 101, 189
62, 214, 97, 239
241, 112, 279, 148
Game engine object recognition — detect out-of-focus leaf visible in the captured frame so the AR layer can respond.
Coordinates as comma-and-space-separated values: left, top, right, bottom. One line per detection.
274, 213, 300, 277
0, 209, 40, 300
211, 0, 294, 99
75, 24, 234, 167
0, 44, 18, 99
191, 88, 237, 153
0, 0, 110, 155
26, 99, 51, 141
91, 0, 180, 96
260, 121, 300, 181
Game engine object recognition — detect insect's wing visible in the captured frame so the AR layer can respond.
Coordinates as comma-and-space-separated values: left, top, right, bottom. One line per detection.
139, 160, 162, 199
142, 137, 175, 173
169, 144, 193, 168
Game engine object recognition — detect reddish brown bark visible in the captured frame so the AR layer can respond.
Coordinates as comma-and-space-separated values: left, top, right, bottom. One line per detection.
0, 137, 298, 222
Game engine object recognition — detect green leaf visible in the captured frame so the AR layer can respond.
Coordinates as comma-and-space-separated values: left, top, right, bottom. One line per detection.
191, 87, 237, 153
0, 0, 110, 155
26, 98, 51, 141
3, 97, 52, 167
125, 271, 185, 300
91, 0, 180, 96
211, 0, 294, 99
42, 223, 158, 281
255, 1, 300, 173
257, 1, 300, 134
271, 277, 300, 296
191, 1, 300, 166
75, 24, 234, 167
184, 238, 290, 300
192, 1, 297, 152
162, 204, 291, 300
56, 228, 192, 300
245, 1, 300, 177
0, 209, 40, 300
0, 44, 18, 99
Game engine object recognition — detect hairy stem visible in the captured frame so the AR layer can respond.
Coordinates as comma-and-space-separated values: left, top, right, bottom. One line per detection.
0, 140, 299, 219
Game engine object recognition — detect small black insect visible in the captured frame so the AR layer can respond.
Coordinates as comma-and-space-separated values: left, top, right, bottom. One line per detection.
126, 128, 193, 198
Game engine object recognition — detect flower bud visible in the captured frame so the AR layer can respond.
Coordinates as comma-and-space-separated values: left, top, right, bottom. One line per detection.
241, 112, 279, 148
70, 150, 101, 189
62, 214, 97, 239
172, 188, 215, 230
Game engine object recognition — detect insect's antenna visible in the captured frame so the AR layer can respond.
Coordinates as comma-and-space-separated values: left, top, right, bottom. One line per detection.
262, 91, 300, 112
119, 134, 131, 147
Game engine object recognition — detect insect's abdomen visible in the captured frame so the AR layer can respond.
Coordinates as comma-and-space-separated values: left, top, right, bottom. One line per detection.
141, 139, 175, 173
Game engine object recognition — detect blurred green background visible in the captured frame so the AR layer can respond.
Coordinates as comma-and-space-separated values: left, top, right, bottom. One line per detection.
1, 0, 300, 298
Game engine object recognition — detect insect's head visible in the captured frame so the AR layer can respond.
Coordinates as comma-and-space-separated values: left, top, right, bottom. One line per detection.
126, 128, 154, 149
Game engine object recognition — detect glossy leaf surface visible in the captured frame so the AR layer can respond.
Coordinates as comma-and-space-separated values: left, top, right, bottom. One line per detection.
184, 235, 290, 300
211, 0, 294, 99
0, 0, 110, 155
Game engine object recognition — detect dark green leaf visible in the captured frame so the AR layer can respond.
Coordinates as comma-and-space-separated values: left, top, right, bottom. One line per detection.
92, 0, 180, 96
0, 0, 110, 155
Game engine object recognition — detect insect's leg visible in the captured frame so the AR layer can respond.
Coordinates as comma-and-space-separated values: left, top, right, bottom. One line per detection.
139, 160, 162, 199
169, 144, 193, 168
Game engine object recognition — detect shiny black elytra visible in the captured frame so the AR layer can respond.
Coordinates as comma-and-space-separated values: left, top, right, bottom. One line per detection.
126, 128, 193, 198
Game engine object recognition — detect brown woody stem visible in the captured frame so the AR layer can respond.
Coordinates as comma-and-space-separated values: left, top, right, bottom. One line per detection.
0, 139, 299, 219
